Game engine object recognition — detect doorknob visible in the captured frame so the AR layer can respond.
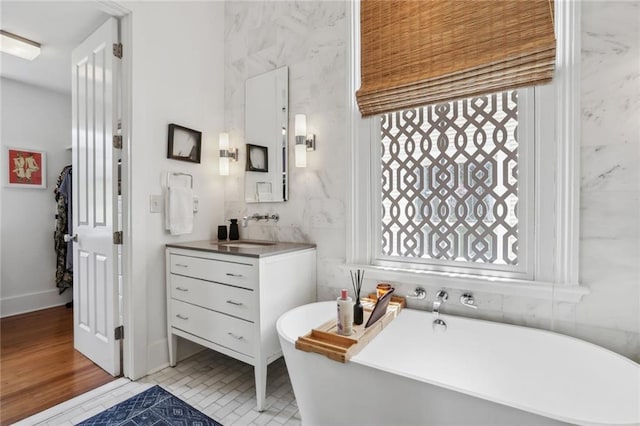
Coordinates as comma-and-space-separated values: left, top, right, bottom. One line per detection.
64, 234, 78, 242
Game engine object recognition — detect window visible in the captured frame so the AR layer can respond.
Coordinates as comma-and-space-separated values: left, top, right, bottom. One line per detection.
378, 90, 524, 269
347, 0, 584, 300
373, 89, 533, 279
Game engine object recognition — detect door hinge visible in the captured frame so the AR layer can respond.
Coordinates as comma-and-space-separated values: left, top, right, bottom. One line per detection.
113, 231, 123, 245
113, 43, 123, 58
115, 325, 124, 340
113, 135, 123, 149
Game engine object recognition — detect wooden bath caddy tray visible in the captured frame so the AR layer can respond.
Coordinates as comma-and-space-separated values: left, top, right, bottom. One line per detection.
295, 296, 404, 363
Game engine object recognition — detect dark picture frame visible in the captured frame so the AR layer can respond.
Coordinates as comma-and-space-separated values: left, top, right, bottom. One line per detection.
245, 144, 268, 172
167, 123, 202, 163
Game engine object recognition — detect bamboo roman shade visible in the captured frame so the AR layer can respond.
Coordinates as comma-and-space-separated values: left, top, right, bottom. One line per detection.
356, 0, 556, 117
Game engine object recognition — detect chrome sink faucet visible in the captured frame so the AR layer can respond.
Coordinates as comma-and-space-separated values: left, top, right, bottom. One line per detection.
432, 290, 448, 319
242, 213, 280, 227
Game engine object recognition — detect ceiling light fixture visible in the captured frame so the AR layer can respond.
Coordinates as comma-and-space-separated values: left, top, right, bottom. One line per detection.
0, 30, 41, 61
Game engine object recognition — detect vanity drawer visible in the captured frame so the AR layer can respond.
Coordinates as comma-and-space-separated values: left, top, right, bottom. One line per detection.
170, 275, 255, 322
170, 299, 255, 357
170, 254, 257, 290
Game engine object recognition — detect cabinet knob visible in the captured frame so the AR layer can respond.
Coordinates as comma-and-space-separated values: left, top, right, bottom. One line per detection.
226, 300, 243, 306
175, 263, 189, 268
225, 272, 243, 278
176, 314, 189, 320
175, 287, 189, 292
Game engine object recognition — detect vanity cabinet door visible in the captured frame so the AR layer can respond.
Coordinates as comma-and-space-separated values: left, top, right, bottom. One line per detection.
170, 274, 256, 322
169, 253, 257, 290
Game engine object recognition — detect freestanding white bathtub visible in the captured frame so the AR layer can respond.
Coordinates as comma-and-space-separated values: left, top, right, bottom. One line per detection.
277, 301, 640, 426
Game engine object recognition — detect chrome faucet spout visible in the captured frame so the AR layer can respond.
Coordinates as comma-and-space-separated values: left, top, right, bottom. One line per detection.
432, 290, 448, 319
432, 300, 442, 317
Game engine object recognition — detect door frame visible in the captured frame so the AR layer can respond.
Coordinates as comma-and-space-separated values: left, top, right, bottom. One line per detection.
92, 0, 139, 380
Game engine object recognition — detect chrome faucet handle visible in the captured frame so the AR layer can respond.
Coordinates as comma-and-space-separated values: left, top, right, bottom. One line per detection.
435, 290, 448, 302
460, 293, 478, 309
406, 287, 426, 300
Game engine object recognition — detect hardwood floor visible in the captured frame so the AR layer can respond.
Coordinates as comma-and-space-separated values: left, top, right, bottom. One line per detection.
0, 306, 116, 425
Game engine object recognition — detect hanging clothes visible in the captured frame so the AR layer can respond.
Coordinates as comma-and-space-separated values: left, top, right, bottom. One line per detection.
54, 165, 73, 294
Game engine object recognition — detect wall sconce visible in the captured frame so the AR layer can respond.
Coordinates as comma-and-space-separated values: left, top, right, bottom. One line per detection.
0, 30, 41, 61
219, 132, 237, 176
294, 114, 316, 168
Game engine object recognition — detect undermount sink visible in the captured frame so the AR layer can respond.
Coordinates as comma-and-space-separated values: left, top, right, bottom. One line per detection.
215, 241, 277, 249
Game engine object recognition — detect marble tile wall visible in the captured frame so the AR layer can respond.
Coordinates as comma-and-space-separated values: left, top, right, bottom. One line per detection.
223, 0, 348, 294
223, 1, 639, 361
573, 0, 639, 359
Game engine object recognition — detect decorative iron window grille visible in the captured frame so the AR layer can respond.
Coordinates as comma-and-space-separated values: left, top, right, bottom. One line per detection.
380, 90, 519, 266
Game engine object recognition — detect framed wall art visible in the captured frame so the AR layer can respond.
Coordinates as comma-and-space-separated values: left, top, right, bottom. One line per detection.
167, 123, 202, 163
5, 147, 46, 189
246, 144, 268, 172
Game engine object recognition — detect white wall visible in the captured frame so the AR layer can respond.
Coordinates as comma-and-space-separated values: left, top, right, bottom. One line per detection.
0, 78, 73, 316
223, 1, 639, 362
124, 1, 226, 377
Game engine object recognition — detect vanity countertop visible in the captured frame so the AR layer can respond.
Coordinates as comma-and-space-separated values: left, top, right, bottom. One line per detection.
166, 240, 316, 258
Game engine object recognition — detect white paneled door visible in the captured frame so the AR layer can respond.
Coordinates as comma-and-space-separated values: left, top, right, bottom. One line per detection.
71, 17, 121, 376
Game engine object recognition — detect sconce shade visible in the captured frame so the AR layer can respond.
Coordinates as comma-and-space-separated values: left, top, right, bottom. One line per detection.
294, 114, 315, 168
219, 132, 229, 150
220, 158, 229, 176
295, 143, 307, 168
294, 114, 307, 137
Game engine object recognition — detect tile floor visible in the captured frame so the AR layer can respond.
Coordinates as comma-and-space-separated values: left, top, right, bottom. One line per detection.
15, 350, 301, 426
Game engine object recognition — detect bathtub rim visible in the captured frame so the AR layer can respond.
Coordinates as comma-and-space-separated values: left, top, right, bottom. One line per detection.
277, 301, 640, 426
277, 301, 639, 369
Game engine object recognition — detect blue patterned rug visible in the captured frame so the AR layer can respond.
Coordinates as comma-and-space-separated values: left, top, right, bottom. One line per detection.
78, 385, 222, 426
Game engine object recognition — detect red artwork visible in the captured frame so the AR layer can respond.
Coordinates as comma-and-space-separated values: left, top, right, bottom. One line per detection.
8, 148, 44, 186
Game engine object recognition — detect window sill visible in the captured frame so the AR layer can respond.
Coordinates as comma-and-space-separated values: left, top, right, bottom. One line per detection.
344, 263, 589, 303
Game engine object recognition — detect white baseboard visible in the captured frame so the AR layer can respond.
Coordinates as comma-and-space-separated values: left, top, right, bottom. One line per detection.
0, 288, 73, 318
147, 339, 169, 374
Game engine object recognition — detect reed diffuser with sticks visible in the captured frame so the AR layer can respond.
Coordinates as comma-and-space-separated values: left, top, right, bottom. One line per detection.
350, 269, 365, 325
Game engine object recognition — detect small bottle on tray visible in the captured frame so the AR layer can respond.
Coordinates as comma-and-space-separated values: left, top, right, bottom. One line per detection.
337, 289, 354, 336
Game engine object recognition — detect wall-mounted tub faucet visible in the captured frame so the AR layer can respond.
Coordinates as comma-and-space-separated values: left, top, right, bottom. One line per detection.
432, 290, 449, 332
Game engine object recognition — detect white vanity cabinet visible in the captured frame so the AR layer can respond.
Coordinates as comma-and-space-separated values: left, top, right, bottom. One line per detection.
165, 241, 316, 411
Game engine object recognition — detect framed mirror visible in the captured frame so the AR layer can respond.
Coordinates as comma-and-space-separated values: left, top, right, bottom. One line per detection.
244, 66, 288, 203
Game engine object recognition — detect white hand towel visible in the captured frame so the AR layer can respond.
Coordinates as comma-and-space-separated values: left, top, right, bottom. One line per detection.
167, 186, 194, 235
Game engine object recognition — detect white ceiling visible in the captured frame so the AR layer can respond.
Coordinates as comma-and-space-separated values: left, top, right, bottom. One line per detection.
0, 1, 110, 94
